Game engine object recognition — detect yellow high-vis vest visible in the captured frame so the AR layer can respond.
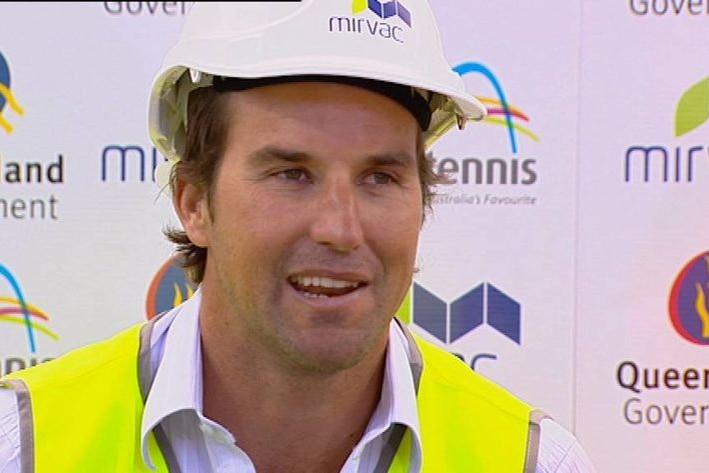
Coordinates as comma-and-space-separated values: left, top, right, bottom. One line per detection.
1, 321, 544, 472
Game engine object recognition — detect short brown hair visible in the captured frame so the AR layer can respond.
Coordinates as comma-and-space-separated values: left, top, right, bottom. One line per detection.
165, 85, 442, 284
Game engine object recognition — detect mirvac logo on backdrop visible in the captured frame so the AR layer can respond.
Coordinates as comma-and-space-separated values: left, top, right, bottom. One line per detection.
624, 77, 709, 183
329, 0, 412, 43
432, 62, 540, 207
99, 144, 165, 183
0, 51, 64, 222
615, 250, 709, 427
0, 264, 58, 376
396, 282, 522, 371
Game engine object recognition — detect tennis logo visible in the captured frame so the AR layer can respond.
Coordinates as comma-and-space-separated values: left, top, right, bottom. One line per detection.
0, 264, 58, 354
0, 264, 57, 375
432, 62, 540, 207
455, 62, 539, 156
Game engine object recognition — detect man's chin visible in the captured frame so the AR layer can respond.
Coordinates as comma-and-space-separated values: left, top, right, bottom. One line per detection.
274, 330, 386, 376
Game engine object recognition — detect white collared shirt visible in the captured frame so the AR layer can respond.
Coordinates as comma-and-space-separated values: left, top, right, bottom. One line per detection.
140, 291, 423, 472
0, 290, 596, 472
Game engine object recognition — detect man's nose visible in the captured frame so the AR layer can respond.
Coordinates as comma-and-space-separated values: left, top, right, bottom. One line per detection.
309, 178, 364, 252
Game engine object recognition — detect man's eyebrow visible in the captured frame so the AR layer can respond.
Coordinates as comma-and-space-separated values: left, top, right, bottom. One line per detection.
246, 147, 416, 167
246, 147, 311, 165
367, 152, 416, 168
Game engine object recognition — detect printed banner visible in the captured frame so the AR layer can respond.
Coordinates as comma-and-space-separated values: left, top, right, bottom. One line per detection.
1, 2, 707, 471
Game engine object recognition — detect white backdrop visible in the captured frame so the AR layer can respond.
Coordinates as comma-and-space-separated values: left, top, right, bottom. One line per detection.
1, 2, 708, 472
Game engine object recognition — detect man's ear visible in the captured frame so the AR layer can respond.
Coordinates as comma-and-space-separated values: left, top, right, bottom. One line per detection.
173, 179, 210, 248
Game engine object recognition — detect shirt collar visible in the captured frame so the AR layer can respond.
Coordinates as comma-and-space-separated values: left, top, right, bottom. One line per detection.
370, 321, 423, 469
139, 291, 422, 470
140, 290, 203, 469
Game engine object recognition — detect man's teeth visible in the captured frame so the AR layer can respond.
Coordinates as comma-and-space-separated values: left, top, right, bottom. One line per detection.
290, 276, 359, 289
303, 292, 329, 299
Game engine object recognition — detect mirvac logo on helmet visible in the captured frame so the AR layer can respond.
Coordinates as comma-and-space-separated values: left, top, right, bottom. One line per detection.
432, 63, 540, 207
329, 0, 412, 43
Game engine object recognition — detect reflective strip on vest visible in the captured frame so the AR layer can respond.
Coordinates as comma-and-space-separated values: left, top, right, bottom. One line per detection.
1, 378, 34, 473
1, 319, 543, 472
2, 322, 169, 472
393, 322, 541, 471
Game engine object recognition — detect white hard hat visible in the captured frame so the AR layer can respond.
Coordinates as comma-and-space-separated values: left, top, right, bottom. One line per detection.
148, 0, 486, 188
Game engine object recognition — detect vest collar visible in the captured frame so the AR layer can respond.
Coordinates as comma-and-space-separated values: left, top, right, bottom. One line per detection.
140, 290, 203, 469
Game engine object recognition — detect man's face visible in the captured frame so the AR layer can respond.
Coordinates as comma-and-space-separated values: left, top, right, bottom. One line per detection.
182, 82, 422, 374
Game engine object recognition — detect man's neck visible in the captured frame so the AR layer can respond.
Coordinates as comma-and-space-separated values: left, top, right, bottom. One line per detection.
199, 312, 388, 473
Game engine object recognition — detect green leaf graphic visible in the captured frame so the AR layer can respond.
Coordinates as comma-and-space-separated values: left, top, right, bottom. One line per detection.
675, 77, 709, 137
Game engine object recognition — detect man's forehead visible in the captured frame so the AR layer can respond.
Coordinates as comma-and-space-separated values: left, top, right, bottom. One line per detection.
214, 74, 432, 131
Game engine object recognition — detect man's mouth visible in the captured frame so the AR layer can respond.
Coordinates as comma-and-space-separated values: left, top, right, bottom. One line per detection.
288, 275, 365, 299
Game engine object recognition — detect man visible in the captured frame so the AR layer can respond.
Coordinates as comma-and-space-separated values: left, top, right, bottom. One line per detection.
0, 2, 595, 472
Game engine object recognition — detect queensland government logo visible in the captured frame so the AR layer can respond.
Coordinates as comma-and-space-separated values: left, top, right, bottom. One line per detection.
433, 62, 540, 206
625, 77, 709, 183
1, 51, 64, 222
629, 0, 709, 16
614, 250, 709, 426
669, 250, 709, 345
0, 51, 25, 134
145, 256, 197, 319
329, 0, 412, 43
103, 1, 191, 16
0, 264, 58, 375
396, 281, 521, 370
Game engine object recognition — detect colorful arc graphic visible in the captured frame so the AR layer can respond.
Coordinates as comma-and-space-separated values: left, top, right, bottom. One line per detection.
454, 62, 520, 154
0, 264, 37, 352
0, 298, 58, 341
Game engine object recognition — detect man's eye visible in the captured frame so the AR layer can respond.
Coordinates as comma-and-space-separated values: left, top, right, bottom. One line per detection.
277, 169, 308, 181
362, 172, 396, 185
